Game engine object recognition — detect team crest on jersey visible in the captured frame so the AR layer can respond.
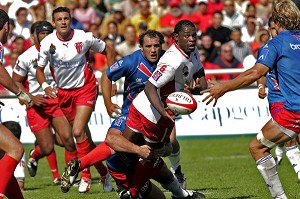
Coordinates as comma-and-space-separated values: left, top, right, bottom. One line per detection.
152, 71, 162, 81
114, 118, 123, 126
258, 49, 269, 61
75, 42, 84, 54
110, 63, 119, 72
182, 65, 189, 77
49, 43, 56, 54
31, 59, 38, 68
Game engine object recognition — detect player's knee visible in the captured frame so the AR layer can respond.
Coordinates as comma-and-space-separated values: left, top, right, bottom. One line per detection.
40, 144, 54, 156
10, 142, 24, 161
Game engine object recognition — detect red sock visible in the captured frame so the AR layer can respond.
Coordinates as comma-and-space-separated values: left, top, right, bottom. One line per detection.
76, 138, 92, 180
0, 154, 19, 198
4, 176, 24, 199
85, 142, 112, 176
46, 150, 61, 180
65, 149, 77, 166
130, 160, 153, 199
31, 145, 44, 161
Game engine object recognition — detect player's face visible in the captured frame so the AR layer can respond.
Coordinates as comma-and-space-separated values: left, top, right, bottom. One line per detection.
0, 22, 9, 44
174, 26, 197, 55
52, 12, 71, 37
38, 30, 51, 43
141, 35, 162, 63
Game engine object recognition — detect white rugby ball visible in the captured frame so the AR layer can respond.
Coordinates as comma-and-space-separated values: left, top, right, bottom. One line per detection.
166, 92, 197, 115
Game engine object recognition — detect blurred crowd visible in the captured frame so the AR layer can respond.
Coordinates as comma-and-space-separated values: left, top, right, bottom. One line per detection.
0, 0, 274, 95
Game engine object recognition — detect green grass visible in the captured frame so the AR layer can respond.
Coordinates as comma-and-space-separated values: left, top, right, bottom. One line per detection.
21, 136, 300, 199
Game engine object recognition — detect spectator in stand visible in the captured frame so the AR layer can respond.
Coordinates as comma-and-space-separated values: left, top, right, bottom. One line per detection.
227, 27, 252, 63
100, 3, 131, 39
190, 0, 213, 34
241, 16, 259, 44
30, 2, 47, 23
160, 0, 190, 36
255, 0, 272, 25
115, 25, 139, 58
106, 21, 125, 47
250, 28, 269, 53
119, 0, 139, 18
243, 3, 257, 18
198, 33, 218, 62
205, 11, 231, 48
150, 0, 169, 17
206, 0, 223, 15
73, 0, 98, 31
103, 0, 123, 13
89, 0, 108, 20
8, 0, 39, 21
222, 0, 245, 29
64, 0, 85, 31
5, 36, 27, 67
181, 0, 197, 15
205, 43, 243, 81
13, 7, 31, 40
131, 0, 160, 36
45, 0, 57, 22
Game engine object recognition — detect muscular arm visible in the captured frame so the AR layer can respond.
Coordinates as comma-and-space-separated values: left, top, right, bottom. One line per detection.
36, 66, 57, 98
144, 82, 166, 117
102, 44, 116, 67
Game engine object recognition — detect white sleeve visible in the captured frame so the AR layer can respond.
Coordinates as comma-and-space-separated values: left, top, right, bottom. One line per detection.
87, 32, 106, 53
38, 39, 50, 68
13, 55, 28, 77
14, 152, 26, 180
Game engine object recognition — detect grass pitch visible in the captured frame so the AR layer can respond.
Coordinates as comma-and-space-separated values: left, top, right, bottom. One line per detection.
21, 136, 300, 199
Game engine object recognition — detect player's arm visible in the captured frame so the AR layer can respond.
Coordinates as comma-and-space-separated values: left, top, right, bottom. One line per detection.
105, 129, 151, 159
257, 76, 267, 99
36, 66, 57, 99
102, 44, 117, 67
201, 63, 269, 106
101, 70, 121, 117
185, 68, 208, 95
12, 72, 46, 106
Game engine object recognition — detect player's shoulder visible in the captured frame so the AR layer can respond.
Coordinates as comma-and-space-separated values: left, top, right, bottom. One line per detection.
18, 45, 37, 60
160, 45, 184, 65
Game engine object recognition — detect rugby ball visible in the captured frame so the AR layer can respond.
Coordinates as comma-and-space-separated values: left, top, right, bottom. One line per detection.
166, 92, 197, 115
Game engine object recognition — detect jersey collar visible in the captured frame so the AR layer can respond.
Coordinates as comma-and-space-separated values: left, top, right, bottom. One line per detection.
174, 42, 189, 59
56, 29, 74, 42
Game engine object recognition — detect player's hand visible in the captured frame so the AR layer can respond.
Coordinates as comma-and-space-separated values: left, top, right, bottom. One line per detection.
44, 86, 57, 99
162, 108, 176, 123
137, 145, 152, 159
106, 102, 121, 118
200, 79, 226, 106
151, 142, 172, 158
258, 84, 267, 99
17, 90, 33, 109
30, 94, 46, 106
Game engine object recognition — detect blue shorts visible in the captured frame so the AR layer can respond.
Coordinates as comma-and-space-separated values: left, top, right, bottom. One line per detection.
110, 115, 128, 132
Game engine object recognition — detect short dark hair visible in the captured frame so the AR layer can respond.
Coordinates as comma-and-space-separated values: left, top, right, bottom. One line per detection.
172, 20, 196, 39
30, 21, 41, 34
268, 16, 274, 27
52, 7, 71, 21
0, 9, 9, 30
16, 7, 27, 17
139, 30, 164, 46
2, 121, 22, 140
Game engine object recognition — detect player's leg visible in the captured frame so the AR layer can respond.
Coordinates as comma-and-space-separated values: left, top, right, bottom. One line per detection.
249, 119, 292, 199
168, 126, 186, 189
4, 176, 24, 199
0, 124, 24, 199
274, 143, 285, 165
28, 128, 55, 178
284, 138, 300, 182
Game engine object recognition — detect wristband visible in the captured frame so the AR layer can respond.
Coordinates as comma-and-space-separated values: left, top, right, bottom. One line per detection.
17, 90, 32, 105
258, 84, 264, 90
41, 82, 50, 90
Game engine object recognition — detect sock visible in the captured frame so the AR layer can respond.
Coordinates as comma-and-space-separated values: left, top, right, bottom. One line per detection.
90, 142, 109, 176
129, 159, 153, 199
0, 154, 19, 198
286, 145, 300, 175
46, 150, 61, 180
31, 145, 44, 161
160, 175, 188, 198
4, 176, 24, 199
168, 150, 180, 171
275, 145, 285, 163
256, 154, 287, 198
65, 149, 77, 166
76, 138, 92, 180
79, 142, 114, 170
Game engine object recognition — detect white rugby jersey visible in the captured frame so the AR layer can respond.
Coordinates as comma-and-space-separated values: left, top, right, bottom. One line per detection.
14, 152, 26, 180
38, 29, 106, 89
13, 45, 54, 95
132, 43, 203, 124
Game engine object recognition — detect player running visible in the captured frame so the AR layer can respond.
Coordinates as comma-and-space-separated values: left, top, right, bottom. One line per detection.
201, 0, 300, 198
0, 9, 32, 199
36, 7, 115, 193
12, 21, 77, 185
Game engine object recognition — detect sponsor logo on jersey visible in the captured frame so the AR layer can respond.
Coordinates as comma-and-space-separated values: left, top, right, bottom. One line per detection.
75, 42, 84, 54
291, 34, 300, 41
290, 43, 300, 50
258, 49, 269, 61
110, 63, 119, 72
118, 60, 123, 66
63, 43, 69, 48
152, 71, 162, 81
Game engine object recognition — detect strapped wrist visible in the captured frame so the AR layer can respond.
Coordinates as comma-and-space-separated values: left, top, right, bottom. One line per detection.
41, 82, 50, 90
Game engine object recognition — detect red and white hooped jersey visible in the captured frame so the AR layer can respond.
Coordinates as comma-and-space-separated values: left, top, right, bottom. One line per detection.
13, 45, 54, 95
132, 43, 203, 124
38, 29, 106, 89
